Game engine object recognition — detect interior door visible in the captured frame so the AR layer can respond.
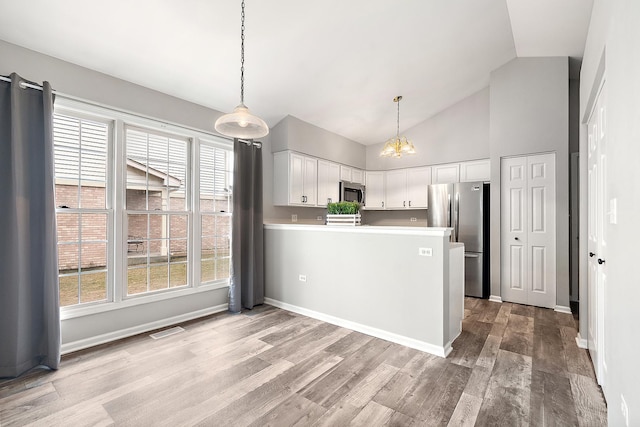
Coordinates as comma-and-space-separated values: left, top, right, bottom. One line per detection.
501, 157, 528, 304
526, 153, 556, 308
587, 82, 607, 387
501, 153, 556, 308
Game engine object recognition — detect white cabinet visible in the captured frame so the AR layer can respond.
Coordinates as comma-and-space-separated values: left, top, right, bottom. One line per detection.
460, 159, 490, 182
384, 167, 431, 209
351, 168, 364, 184
364, 171, 385, 209
406, 167, 431, 208
340, 165, 364, 184
317, 160, 340, 207
340, 165, 352, 182
273, 151, 317, 206
432, 163, 460, 184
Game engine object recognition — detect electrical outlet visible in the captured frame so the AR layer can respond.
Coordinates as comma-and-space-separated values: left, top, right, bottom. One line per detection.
316, 216, 323, 221
410, 217, 417, 222
298, 274, 307, 282
419, 248, 432, 257
291, 214, 298, 222
621, 394, 629, 426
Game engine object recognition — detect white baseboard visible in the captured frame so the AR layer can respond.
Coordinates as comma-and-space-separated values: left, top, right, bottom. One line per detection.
575, 333, 588, 349
264, 298, 449, 358
489, 295, 503, 303
61, 303, 228, 355
554, 305, 572, 314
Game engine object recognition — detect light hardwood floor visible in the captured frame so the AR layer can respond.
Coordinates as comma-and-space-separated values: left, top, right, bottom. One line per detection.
0, 298, 607, 426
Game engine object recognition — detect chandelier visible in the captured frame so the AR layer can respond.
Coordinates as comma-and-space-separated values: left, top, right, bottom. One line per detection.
214, 0, 269, 139
380, 96, 416, 158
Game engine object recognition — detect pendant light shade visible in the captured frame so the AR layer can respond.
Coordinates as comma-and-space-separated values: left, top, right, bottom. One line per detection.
214, 0, 269, 139
215, 103, 269, 139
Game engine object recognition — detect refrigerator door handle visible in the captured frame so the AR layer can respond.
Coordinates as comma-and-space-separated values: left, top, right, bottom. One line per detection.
447, 193, 452, 228
464, 253, 480, 258
455, 192, 460, 242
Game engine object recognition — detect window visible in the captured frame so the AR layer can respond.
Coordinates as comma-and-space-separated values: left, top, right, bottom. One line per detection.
199, 142, 232, 284
125, 127, 189, 295
53, 104, 233, 311
54, 114, 111, 307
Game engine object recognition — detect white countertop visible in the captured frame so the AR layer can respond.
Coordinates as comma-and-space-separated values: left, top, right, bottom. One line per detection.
264, 223, 452, 237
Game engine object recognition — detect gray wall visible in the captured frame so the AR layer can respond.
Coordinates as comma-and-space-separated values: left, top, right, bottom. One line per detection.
271, 115, 366, 168
489, 57, 570, 306
366, 88, 490, 170
0, 39, 230, 349
580, 0, 640, 423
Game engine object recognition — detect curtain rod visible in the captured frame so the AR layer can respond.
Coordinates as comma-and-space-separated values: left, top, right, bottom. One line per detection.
0, 75, 256, 146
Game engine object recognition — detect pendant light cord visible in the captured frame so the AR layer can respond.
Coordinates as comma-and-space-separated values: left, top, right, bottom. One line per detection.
396, 98, 400, 138
240, 0, 245, 104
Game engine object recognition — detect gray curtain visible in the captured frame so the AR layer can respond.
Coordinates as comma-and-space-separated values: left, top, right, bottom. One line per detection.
0, 73, 60, 377
229, 138, 264, 312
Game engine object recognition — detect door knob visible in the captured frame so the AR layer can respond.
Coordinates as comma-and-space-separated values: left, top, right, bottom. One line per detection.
598, 258, 606, 265
589, 252, 596, 257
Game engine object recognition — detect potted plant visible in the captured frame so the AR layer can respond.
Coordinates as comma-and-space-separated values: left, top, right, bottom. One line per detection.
326, 201, 361, 225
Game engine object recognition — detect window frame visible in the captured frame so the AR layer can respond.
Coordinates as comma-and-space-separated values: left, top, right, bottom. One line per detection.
55, 98, 233, 321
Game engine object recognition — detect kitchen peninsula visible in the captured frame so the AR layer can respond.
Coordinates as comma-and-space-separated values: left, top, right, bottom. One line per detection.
264, 224, 464, 357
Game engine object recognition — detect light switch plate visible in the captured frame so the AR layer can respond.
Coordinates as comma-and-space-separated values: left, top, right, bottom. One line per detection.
292, 214, 298, 222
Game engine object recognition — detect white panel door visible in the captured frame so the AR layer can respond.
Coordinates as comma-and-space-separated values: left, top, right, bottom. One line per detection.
501, 153, 556, 308
340, 165, 352, 182
501, 156, 528, 304
526, 153, 556, 308
352, 169, 364, 184
587, 83, 607, 387
385, 169, 407, 208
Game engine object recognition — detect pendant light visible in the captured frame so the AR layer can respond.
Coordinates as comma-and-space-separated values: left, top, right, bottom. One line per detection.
380, 96, 416, 158
215, 0, 269, 139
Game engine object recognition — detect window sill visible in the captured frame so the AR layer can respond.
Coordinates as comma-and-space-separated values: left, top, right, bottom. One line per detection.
60, 281, 229, 320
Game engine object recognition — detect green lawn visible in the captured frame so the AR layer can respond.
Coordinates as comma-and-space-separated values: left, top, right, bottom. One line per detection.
59, 256, 230, 307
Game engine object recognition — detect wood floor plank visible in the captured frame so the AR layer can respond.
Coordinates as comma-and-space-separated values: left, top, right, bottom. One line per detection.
475, 350, 532, 426
349, 400, 394, 426
569, 373, 608, 427
446, 392, 483, 427
530, 369, 580, 426
247, 393, 326, 427
0, 302, 607, 426
532, 323, 569, 377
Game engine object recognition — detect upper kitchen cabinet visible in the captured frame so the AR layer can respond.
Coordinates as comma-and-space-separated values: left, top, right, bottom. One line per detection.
460, 159, 490, 182
364, 171, 385, 209
432, 163, 460, 184
273, 151, 317, 206
385, 167, 431, 209
340, 165, 365, 184
317, 159, 340, 207
351, 168, 364, 184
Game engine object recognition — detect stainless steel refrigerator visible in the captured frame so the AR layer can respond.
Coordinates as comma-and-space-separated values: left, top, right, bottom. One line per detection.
427, 182, 490, 298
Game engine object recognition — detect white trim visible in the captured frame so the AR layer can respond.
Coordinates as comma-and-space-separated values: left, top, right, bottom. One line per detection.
264, 223, 451, 237
575, 333, 588, 349
264, 298, 450, 358
554, 305, 572, 314
61, 303, 228, 355
489, 295, 503, 303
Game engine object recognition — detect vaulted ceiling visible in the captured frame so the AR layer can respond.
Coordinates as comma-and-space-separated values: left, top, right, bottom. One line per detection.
0, 0, 593, 145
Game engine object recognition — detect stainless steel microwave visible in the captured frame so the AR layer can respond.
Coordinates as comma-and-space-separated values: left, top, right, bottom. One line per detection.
339, 181, 365, 204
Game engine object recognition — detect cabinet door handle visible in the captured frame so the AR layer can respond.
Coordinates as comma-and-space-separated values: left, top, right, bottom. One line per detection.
403, 201, 406, 207
328, 198, 331, 204
589, 252, 595, 257
382, 201, 384, 208
409, 200, 412, 207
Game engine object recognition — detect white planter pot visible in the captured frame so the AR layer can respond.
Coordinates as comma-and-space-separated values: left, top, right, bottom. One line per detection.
326, 214, 362, 226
